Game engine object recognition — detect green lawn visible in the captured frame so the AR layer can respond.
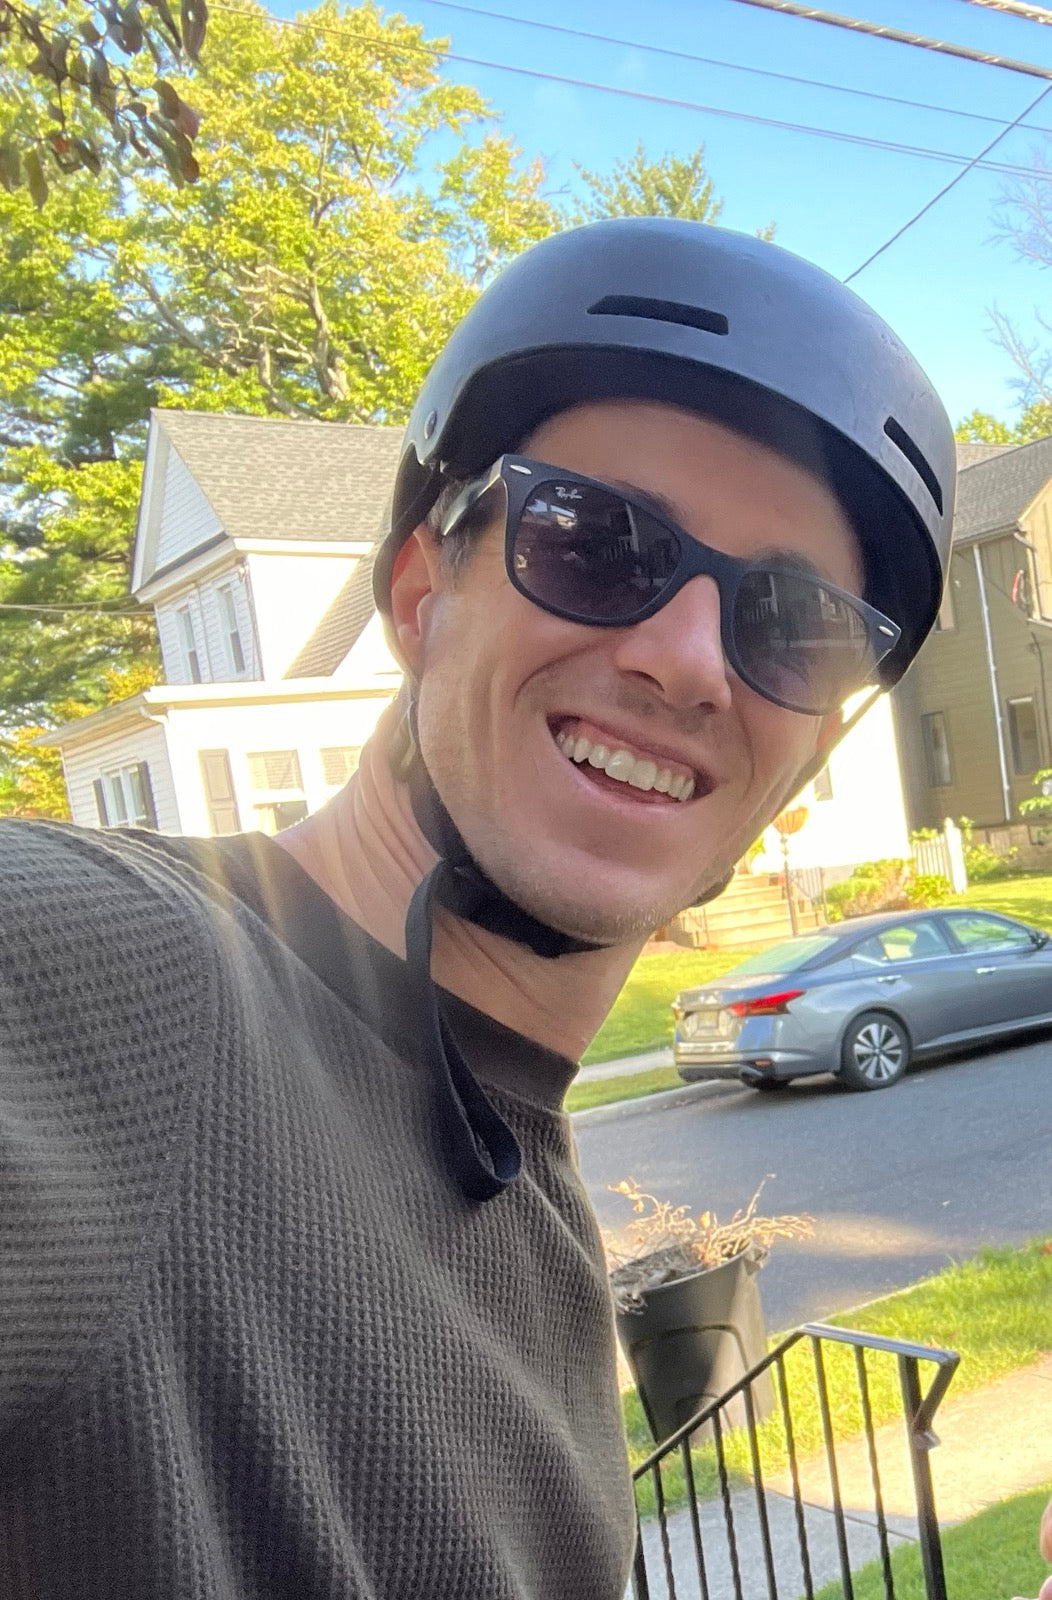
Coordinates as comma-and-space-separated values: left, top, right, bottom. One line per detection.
581, 947, 759, 1064
628, 1240, 1052, 1519
564, 1066, 683, 1114
951, 872, 1052, 931
812, 1479, 1052, 1600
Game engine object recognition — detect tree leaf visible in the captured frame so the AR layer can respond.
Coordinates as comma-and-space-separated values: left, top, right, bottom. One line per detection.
180, 0, 207, 62
24, 148, 48, 209
0, 140, 21, 193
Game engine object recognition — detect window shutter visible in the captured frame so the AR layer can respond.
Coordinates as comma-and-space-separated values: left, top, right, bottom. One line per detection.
135, 762, 158, 829
199, 750, 242, 835
93, 778, 110, 826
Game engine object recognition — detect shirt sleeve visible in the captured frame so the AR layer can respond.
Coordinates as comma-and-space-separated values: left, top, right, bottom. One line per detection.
0, 820, 217, 1440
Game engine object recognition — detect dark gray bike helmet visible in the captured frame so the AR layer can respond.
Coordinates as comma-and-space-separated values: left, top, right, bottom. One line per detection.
375, 217, 955, 682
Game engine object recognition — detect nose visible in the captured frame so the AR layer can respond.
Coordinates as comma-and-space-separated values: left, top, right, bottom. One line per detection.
609, 575, 734, 712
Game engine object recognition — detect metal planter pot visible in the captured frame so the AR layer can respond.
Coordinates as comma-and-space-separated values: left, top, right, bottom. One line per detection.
615, 1251, 774, 1445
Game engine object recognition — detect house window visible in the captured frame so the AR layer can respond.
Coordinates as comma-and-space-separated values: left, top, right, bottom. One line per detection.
1008, 696, 1041, 776
248, 750, 302, 791
320, 746, 361, 788
177, 605, 202, 683
218, 584, 247, 675
93, 762, 158, 829
248, 749, 307, 835
921, 711, 953, 787
812, 765, 833, 802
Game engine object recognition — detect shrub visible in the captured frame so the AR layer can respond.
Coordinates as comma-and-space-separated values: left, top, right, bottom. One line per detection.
824, 859, 911, 921
958, 816, 1019, 881
905, 872, 952, 906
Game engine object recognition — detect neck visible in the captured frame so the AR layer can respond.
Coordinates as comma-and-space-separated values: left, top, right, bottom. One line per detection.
275, 703, 642, 1061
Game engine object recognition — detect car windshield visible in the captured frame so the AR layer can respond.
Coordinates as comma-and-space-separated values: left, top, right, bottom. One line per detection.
724, 933, 844, 978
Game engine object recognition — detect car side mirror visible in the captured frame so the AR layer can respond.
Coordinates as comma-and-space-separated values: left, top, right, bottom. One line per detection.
1031, 930, 1049, 949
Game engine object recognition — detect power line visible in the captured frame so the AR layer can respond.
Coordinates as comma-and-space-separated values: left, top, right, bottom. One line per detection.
845, 79, 1052, 281
954, 0, 1052, 22
728, 0, 1052, 82
413, 0, 1052, 138
210, 3, 1051, 182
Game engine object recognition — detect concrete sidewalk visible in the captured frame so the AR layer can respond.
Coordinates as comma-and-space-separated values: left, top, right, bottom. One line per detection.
578, 1047, 673, 1081
632, 1354, 1052, 1598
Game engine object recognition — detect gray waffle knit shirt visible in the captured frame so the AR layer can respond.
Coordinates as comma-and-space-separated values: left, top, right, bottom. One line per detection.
0, 820, 635, 1598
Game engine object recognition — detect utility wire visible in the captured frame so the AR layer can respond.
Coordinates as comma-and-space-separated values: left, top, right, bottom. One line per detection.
728, 0, 1052, 82
412, 0, 1052, 137
954, 0, 1052, 23
211, 3, 1051, 181
0, 602, 149, 615
845, 77, 1052, 281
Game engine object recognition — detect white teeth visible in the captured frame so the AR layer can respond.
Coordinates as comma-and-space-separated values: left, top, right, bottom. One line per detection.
604, 749, 636, 782
555, 728, 696, 800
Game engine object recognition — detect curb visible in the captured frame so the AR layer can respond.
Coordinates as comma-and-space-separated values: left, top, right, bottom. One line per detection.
571, 1080, 714, 1126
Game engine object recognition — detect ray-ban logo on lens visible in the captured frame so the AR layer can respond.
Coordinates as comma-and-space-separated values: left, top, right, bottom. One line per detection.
554, 486, 583, 500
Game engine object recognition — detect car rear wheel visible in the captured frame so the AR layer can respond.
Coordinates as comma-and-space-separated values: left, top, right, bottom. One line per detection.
839, 1012, 910, 1091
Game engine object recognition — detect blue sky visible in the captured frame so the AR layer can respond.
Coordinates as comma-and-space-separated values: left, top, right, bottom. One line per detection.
279, 0, 1052, 428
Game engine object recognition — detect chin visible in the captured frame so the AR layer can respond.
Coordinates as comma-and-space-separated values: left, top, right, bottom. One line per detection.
484, 852, 734, 950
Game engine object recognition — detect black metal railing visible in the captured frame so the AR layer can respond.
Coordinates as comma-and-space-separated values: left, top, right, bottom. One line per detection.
630, 1323, 959, 1600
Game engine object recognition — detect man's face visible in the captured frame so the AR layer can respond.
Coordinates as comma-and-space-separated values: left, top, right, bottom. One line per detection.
399, 400, 864, 946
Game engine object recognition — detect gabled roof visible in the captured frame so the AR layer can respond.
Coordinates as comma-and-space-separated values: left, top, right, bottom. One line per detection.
284, 546, 380, 678
954, 441, 1013, 470
153, 409, 403, 544
955, 433, 1052, 541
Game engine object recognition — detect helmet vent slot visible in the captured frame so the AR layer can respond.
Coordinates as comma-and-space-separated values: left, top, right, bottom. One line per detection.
883, 416, 943, 514
587, 295, 729, 337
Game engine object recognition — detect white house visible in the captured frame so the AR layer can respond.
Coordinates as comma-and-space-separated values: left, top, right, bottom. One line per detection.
45, 409, 405, 835
47, 407, 918, 878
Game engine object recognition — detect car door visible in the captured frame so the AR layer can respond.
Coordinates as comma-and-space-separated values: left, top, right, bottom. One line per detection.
844, 918, 965, 1048
939, 912, 1052, 1029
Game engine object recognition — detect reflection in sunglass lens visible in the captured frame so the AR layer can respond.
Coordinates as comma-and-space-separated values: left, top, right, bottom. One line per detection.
733, 569, 873, 713
512, 482, 680, 619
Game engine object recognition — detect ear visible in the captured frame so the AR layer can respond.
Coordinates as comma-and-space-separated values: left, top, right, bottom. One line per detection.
389, 526, 444, 675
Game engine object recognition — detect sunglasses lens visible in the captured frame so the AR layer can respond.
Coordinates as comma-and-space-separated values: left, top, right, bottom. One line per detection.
733, 569, 875, 713
512, 481, 679, 620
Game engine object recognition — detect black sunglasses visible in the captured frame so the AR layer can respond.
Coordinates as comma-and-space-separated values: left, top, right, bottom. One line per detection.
439, 454, 900, 717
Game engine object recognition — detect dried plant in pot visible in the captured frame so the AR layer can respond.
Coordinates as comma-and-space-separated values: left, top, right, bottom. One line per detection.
605, 1179, 814, 1445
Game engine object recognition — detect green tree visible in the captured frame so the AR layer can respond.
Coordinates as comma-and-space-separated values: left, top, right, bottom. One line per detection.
0, 0, 555, 735
0, 0, 206, 198
574, 140, 774, 238
955, 402, 1052, 445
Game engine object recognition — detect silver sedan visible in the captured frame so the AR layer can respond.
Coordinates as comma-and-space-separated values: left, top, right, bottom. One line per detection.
672, 907, 1052, 1092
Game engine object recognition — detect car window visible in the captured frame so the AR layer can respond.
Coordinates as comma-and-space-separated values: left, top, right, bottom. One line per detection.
942, 913, 1034, 954
851, 921, 949, 966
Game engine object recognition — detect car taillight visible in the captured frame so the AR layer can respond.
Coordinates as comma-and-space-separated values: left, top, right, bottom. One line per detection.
727, 989, 804, 1018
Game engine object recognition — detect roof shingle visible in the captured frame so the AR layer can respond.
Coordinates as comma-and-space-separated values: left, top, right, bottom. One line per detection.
954, 433, 1052, 541
154, 409, 402, 544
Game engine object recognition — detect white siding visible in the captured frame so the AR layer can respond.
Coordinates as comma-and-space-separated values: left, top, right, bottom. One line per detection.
155, 448, 222, 570
62, 720, 180, 833
754, 692, 911, 874
244, 551, 358, 679
155, 590, 211, 683
163, 691, 396, 836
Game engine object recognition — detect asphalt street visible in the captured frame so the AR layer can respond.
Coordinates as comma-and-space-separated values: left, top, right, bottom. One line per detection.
575, 1033, 1052, 1333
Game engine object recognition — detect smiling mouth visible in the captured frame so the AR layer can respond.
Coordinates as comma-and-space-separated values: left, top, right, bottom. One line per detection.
552, 720, 704, 802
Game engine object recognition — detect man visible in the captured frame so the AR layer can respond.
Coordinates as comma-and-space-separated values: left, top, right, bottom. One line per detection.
0, 219, 954, 1598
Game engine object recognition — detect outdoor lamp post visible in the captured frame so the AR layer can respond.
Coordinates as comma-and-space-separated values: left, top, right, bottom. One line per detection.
773, 805, 808, 936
